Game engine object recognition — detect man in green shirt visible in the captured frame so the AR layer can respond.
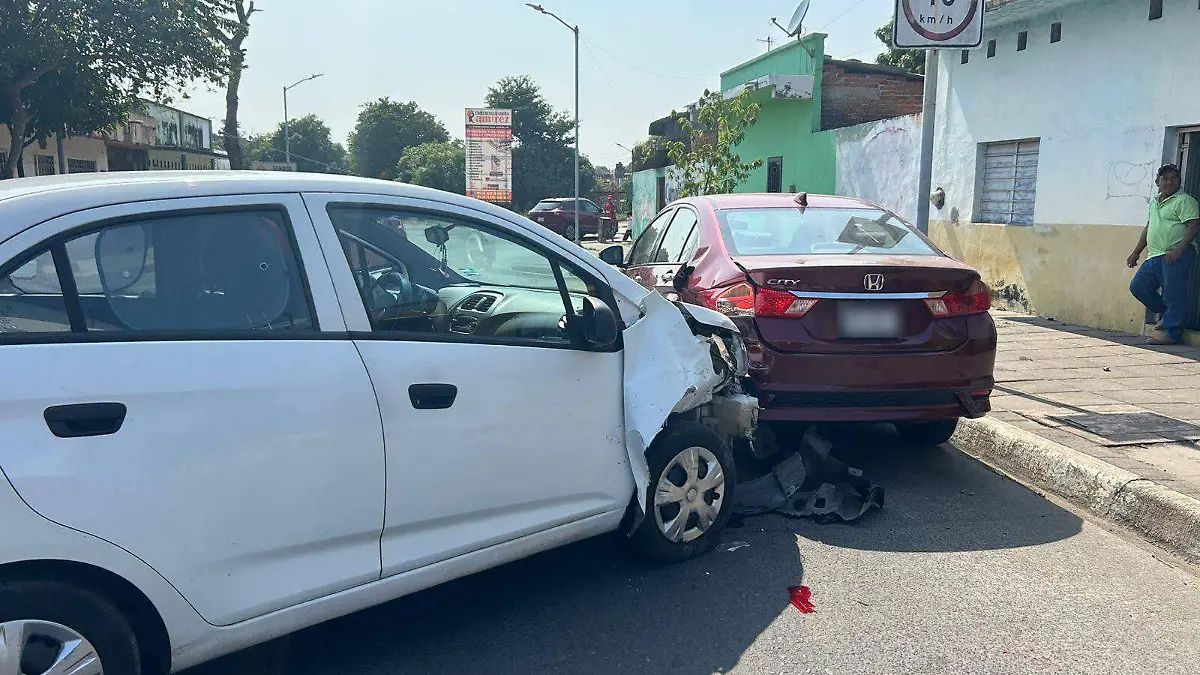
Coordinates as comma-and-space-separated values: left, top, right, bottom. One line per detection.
1127, 164, 1199, 345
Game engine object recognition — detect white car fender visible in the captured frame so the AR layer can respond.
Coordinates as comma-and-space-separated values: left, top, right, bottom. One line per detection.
622, 292, 739, 512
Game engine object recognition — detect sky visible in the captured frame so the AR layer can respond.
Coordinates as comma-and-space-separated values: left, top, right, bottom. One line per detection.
181, 0, 899, 170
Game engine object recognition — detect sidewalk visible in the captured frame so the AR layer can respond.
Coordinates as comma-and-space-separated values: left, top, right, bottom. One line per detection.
954, 310, 1200, 562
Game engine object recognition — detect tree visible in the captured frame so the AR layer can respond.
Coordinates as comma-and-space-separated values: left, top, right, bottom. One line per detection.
243, 114, 347, 173
219, 0, 259, 170
0, 0, 233, 178
874, 19, 926, 75
348, 98, 448, 180
665, 89, 763, 197
396, 140, 465, 193
484, 76, 593, 210
485, 75, 573, 145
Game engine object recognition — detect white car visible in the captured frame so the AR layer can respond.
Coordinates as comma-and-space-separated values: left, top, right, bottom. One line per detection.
0, 172, 756, 674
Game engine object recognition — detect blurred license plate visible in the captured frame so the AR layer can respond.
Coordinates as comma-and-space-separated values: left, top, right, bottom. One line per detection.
837, 302, 902, 339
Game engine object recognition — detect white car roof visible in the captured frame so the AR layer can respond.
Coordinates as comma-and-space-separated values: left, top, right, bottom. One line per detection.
0, 171, 523, 244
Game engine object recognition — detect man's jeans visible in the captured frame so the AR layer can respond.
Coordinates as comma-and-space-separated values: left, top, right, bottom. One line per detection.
1130, 245, 1196, 340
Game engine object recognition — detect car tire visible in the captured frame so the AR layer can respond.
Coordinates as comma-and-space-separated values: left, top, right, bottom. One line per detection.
0, 580, 142, 675
631, 422, 736, 562
894, 418, 959, 446
563, 224, 577, 242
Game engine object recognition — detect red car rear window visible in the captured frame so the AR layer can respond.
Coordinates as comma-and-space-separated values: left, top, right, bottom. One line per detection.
717, 208, 939, 257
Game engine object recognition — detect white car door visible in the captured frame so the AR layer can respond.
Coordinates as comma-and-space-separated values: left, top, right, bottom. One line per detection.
0, 194, 386, 626
305, 193, 634, 577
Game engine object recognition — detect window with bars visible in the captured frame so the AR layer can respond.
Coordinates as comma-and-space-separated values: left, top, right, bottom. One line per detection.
67, 158, 98, 173
977, 139, 1040, 225
34, 155, 56, 176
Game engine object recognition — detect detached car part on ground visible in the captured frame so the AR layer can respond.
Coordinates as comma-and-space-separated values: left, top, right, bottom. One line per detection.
0, 173, 756, 674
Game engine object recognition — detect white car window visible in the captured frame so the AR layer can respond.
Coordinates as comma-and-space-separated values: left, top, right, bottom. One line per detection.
328, 205, 599, 346
0, 249, 72, 333
2, 208, 317, 335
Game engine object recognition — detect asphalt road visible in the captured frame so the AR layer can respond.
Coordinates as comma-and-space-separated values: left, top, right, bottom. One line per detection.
186, 425, 1200, 675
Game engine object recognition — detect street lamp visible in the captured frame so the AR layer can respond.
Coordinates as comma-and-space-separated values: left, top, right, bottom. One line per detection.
283, 73, 323, 165
526, 3, 580, 245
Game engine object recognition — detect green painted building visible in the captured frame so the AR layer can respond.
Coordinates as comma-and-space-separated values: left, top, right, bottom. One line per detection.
719, 33, 835, 196
630, 34, 924, 236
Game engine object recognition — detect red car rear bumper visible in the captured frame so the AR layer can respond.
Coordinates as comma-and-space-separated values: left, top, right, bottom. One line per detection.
746, 313, 997, 423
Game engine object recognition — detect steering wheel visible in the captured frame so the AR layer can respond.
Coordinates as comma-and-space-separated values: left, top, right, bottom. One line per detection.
364, 271, 448, 330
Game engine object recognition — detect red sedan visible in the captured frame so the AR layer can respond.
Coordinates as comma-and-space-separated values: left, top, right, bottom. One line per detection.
606, 193, 996, 444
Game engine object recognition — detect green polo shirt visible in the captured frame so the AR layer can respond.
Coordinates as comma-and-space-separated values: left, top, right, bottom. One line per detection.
1147, 190, 1200, 259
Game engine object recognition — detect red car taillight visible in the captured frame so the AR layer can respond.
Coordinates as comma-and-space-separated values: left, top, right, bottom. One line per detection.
699, 282, 818, 318
925, 280, 992, 317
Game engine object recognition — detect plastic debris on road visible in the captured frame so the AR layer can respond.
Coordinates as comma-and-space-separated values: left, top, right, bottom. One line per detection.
788, 585, 816, 614
731, 428, 884, 523
719, 541, 750, 552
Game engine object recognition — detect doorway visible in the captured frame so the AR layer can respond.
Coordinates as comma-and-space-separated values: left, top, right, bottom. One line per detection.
766, 157, 783, 193
656, 175, 666, 211
1175, 129, 1200, 331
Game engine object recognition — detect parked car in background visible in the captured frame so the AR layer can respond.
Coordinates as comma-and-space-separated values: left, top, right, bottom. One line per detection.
0, 172, 754, 673
528, 197, 619, 242
605, 192, 997, 445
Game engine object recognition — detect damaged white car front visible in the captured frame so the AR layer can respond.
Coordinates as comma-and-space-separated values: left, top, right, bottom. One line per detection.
621, 291, 759, 561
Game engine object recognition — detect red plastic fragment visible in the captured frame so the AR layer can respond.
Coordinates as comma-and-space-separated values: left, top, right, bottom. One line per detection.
787, 585, 815, 614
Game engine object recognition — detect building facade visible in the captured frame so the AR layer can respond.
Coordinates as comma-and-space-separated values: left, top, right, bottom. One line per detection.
1, 100, 228, 178
631, 33, 924, 236
927, 0, 1200, 334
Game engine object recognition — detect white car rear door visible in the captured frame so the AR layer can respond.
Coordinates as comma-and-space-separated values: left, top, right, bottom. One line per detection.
0, 194, 385, 626
304, 193, 634, 577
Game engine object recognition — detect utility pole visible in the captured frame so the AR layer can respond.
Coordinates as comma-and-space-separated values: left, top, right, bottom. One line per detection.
915, 49, 938, 235
283, 73, 323, 166
527, 4, 581, 245
757, 35, 776, 52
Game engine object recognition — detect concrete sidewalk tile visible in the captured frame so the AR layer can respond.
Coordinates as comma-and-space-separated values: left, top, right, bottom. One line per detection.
1072, 379, 1136, 393
1149, 404, 1200, 423
999, 380, 1083, 395
1103, 389, 1176, 405
1054, 368, 1119, 381
1045, 392, 1125, 407
1110, 377, 1189, 391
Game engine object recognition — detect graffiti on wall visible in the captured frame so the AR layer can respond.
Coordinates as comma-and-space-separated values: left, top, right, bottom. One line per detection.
1106, 160, 1154, 203
835, 114, 922, 223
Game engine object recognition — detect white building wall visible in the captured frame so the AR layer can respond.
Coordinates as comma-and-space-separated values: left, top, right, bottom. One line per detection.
933, 0, 1200, 228
0, 127, 108, 175
834, 113, 922, 223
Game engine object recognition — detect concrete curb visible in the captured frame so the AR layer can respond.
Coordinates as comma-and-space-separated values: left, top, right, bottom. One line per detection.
952, 417, 1200, 563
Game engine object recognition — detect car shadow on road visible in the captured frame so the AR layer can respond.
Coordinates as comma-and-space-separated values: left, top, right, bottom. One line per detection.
186, 423, 1083, 675
793, 423, 1085, 553
187, 523, 803, 675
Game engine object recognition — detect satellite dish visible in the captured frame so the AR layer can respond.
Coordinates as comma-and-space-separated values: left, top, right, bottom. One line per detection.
786, 0, 810, 35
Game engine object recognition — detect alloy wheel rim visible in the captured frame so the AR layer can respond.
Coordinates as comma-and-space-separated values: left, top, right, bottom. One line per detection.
0, 620, 102, 675
653, 446, 726, 543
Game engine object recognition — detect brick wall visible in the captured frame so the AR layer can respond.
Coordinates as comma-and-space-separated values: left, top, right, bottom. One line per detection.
820, 61, 924, 131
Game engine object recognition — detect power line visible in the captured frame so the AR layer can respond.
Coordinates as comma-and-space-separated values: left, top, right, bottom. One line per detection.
581, 36, 711, 83
812, 0, 871, 33
581, 38, 619, 98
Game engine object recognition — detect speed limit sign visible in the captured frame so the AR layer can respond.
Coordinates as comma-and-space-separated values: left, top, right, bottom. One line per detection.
892, 0, 985, 49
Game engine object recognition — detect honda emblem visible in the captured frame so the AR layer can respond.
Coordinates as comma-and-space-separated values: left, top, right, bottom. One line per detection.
864, 274, 885, 291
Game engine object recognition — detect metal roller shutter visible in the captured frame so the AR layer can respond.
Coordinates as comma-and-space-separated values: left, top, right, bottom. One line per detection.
980, 139, 1040, 225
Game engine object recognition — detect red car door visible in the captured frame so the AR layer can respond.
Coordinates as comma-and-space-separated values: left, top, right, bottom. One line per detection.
623, 208, 675, 290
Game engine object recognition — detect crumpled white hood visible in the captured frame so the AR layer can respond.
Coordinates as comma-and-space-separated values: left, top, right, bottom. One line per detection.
622, 292, 738, 511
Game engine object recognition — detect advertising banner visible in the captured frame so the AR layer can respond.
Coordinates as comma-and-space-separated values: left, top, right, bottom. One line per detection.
465, 108, 513, 203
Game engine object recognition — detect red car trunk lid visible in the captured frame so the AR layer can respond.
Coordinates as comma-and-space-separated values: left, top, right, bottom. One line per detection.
733, 255, 982, 355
